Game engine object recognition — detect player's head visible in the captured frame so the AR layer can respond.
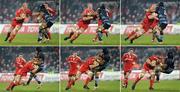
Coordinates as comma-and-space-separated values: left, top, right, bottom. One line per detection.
72, 52, 78, 57
102, 48, 109, 55
32, 56, 40, 65
18, 55, 23, 58
128, 48, 134, 54
100, 4, 106, 9
87, 3, 93, 9
158, 2, 164, 7
149, 4, 156, 12
22, 2, 28, 9
43, 2, 49, 9
167, 51, 174, 59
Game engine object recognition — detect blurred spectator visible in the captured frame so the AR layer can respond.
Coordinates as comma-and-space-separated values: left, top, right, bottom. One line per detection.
0, 47, 59, 73
121, 47, 180, 70
61, 0, 120, 24
0, 0, 59, 23
61, 47, 120, 71
121, 0, 180, 24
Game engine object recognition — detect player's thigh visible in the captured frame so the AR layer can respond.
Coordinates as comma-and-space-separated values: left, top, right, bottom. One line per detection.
139, 69, 146, 78
75, 71, 82, 79
14, 75, 21, 82
12, 25, 21, 34
124, 71, 131, 78
86, 70, 93, 77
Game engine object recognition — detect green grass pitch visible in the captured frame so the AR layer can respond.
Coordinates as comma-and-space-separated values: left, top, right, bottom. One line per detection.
61, 34, 120, 46
121, 80, 180, 92
0, 33, 59, 46
0, 82, 59, 92
61, 80, 120, 92
121, 34, 180, 45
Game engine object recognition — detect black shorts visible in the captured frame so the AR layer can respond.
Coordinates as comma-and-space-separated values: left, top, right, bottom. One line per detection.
159, 23, 167, 31
46, 21, 54, 28
162, 68, 173, 74
103, 22, 111, 29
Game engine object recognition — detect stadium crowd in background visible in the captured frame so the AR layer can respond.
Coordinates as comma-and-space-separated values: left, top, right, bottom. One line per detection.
0, 0, 59, 23
0, 47, 59, 73
61, 0, 120, 24
121, 47, 180, 70
121, 0, 180, 24
61, 47, 120, 71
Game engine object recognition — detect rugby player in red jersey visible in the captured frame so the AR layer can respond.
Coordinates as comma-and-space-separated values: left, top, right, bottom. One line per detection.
122, 49, 137, 88
124, 4, 159, 44
14, 55, 26, 76
64, 3, 97, 43
131, 55, 163, 90
65, 53, 82, 90
6, 57, 40, 91
4, 2, 32, 43
76, 54, 104, 89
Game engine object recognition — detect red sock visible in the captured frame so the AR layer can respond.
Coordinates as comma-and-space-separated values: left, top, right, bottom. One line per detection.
150, 79, 154, 88
67, 80, 72, 88
47, 31, 51, 39
128, 31, 136, 38
130, 35, 139, 41
124, 78, 128, 85
84, 77, 91, 86
6, 82, 14, 90
9, 34, 16, 42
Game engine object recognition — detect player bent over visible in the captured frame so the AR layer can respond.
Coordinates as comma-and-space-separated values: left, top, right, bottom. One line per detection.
93, 4, 111, 44
64, 3, 96, 43
72, 55, 104, 90
6, 57, 40, 91
132, 55, 162, 90
155, 51, 175, 82
65, 53, 81, 90
26, 48, 45, 89
124, 4, 159, 44
4, 3, 32, 43
122, 49, 137, 88
91, 48, 110, 89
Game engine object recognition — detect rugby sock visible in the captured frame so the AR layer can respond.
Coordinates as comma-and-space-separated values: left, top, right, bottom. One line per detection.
130, 35, 139, 41
127, 31, 136, 39
69, 32, 74, 38
95, 76, 99, 87
84, 77, 91, 86
150, 79, 154, 88
65, 32, 74, 40
8, 34, 16, 42
38, 29, 43, 42
47, 31, 51, 39
67, 80, 74, 88
34, 75, 41, 84
27, 73, 34, 85
43, 31, 49, 39
6, 82, 14, 90
5, 32, 11, 41
70, 33, 80, 42
97, 31, 103, 41
124, 78, 128, 86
